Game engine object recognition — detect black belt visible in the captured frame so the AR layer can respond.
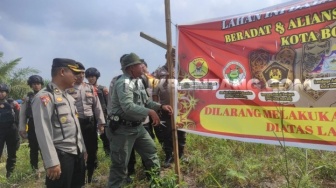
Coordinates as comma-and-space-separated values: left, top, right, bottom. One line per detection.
110, 115, 142, 127
79, 116, 94, 121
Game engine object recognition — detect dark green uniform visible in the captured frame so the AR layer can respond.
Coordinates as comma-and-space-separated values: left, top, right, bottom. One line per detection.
107, 73, 161, 188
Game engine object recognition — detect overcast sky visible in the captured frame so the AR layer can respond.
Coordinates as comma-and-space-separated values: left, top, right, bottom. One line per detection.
0, 0, 294, 87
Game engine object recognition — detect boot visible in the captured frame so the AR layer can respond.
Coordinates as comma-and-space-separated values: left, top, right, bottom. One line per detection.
163, 154, 173, 168
178, 146, 184, 159
87, 169, 94, 183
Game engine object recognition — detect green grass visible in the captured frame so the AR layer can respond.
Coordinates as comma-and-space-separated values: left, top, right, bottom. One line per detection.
1, 135, 336, 187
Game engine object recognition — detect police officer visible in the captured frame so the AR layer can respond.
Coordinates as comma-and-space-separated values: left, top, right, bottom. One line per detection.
32, 58, 86, 188
152, 49, 187, 168
19, 75, 44, 172
85, 67, 110, 156
0, 83, 20, 178
67, 63, 105, 183
107, 53, 173, 188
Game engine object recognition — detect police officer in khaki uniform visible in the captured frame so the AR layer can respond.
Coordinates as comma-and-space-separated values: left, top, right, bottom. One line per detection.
152, 49, 187, 168
107, 53, 173, 188
32, 58, 86, 188
85, 67, 110, 156
67, 62, 105, 183
0, 83, 20, 178
19, 75, 44, 172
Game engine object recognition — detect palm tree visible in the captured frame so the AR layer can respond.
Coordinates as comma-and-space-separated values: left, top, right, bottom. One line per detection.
0, 52, 39, 99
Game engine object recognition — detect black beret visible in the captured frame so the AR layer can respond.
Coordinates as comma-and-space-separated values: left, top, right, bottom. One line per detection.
52, 58, 82, 72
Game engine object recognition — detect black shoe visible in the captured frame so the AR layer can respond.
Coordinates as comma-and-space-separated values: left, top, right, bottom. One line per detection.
6, 171, 12, 178
163, 156, 173, 168
126, 175, 133, 184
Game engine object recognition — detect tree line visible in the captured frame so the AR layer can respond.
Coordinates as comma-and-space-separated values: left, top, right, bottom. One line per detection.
0, 51, 47, 100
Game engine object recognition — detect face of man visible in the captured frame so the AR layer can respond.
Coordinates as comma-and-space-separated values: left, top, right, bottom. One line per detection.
141, 64, 149, 74
129, 63, 143, 78
75, 72, 85, 84
0, 91, 7, 100
62, 68, 78, 88
86, 76, 97, 85
31, 83, 42, 92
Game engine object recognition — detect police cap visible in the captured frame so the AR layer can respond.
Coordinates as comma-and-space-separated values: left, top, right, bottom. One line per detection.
52, 58, 82, 73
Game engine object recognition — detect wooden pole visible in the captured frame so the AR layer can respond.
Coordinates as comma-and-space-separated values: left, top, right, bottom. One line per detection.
164, 0, 181, 184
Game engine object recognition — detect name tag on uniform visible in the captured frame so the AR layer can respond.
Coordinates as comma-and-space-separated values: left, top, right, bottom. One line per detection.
86, 92, 93, 97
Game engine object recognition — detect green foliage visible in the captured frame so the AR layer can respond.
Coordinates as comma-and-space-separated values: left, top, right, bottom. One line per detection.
1, 134, 336, 187
0, 52, 40, 99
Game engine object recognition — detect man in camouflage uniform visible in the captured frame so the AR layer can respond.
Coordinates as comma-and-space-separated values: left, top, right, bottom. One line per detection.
0, 83, 20, 178
107, 53, 173, 188
19, 75, 44, 172
32, 58, 86, 188
67, 62, 105, 183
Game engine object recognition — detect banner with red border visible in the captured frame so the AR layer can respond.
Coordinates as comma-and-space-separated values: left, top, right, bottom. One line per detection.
176, 0, 336, 151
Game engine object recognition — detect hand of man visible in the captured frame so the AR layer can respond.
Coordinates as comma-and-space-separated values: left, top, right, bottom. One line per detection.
148, 109, 160, 126
98, 124, 105, 134
19, 130, 27, 139
161, 105, 173, 115
84, 152, 88, 162
46, 164, 62, 181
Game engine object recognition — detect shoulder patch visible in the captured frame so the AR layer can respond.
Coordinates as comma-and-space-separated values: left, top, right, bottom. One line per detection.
40, 95, 51, 106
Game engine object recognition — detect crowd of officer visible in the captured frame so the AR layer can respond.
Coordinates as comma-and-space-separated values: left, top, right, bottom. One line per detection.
0, 51, 185, 187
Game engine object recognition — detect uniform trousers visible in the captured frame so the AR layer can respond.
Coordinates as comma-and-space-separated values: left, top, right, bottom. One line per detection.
79, 117, 98, 178
45, 149, 85, 188
108, 124, 160, 188
127, 120, 155, 176
0, 124, 20, 176
27, 118, 40, 169
154, 111, 186, 157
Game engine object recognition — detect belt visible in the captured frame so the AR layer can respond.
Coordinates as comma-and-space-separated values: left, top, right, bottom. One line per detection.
79, 116, 94, 121
110, 115, 142, 127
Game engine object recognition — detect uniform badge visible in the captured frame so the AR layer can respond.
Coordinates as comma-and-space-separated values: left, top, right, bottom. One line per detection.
40, 95, 51, 106
60, 116, 67, 124
56, 97, 63, 102
113, 116, 119, 121
54, 88, 61, 94
67, 88, 76, 94
0, 104, 4, 108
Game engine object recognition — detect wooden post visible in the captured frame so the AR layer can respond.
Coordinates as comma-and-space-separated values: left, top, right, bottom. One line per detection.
164, 0, 181, 184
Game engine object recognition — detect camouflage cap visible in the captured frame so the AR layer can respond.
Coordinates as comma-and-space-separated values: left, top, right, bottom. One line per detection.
121, 53, 142, 70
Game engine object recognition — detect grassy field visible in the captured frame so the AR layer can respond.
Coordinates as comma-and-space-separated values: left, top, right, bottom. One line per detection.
1, 134, 336, 187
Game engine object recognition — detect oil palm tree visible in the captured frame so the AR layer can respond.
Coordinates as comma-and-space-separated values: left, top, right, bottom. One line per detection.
0, 52, 39, 99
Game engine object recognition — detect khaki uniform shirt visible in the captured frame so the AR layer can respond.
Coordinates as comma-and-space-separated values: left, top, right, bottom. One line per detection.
32, 82, 86, 168
152, 65, 172, 105
18, 94, 33, 132
67, 82, 105, 124
109, 73, 161, 121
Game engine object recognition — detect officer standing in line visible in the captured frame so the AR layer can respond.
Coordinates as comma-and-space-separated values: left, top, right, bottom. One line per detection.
32, 58, 86, 188
67, 62, 105, 183
19, 75, 44, 173
85, 67, 110, 156
107, 53, 173, 188
152, 49, 187, 168
0, 83, 20, 178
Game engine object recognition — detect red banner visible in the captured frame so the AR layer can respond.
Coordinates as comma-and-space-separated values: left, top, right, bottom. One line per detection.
176, 0, 336, 151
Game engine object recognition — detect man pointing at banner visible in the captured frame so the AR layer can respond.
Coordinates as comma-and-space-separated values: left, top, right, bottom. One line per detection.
107, 53, 173, 187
